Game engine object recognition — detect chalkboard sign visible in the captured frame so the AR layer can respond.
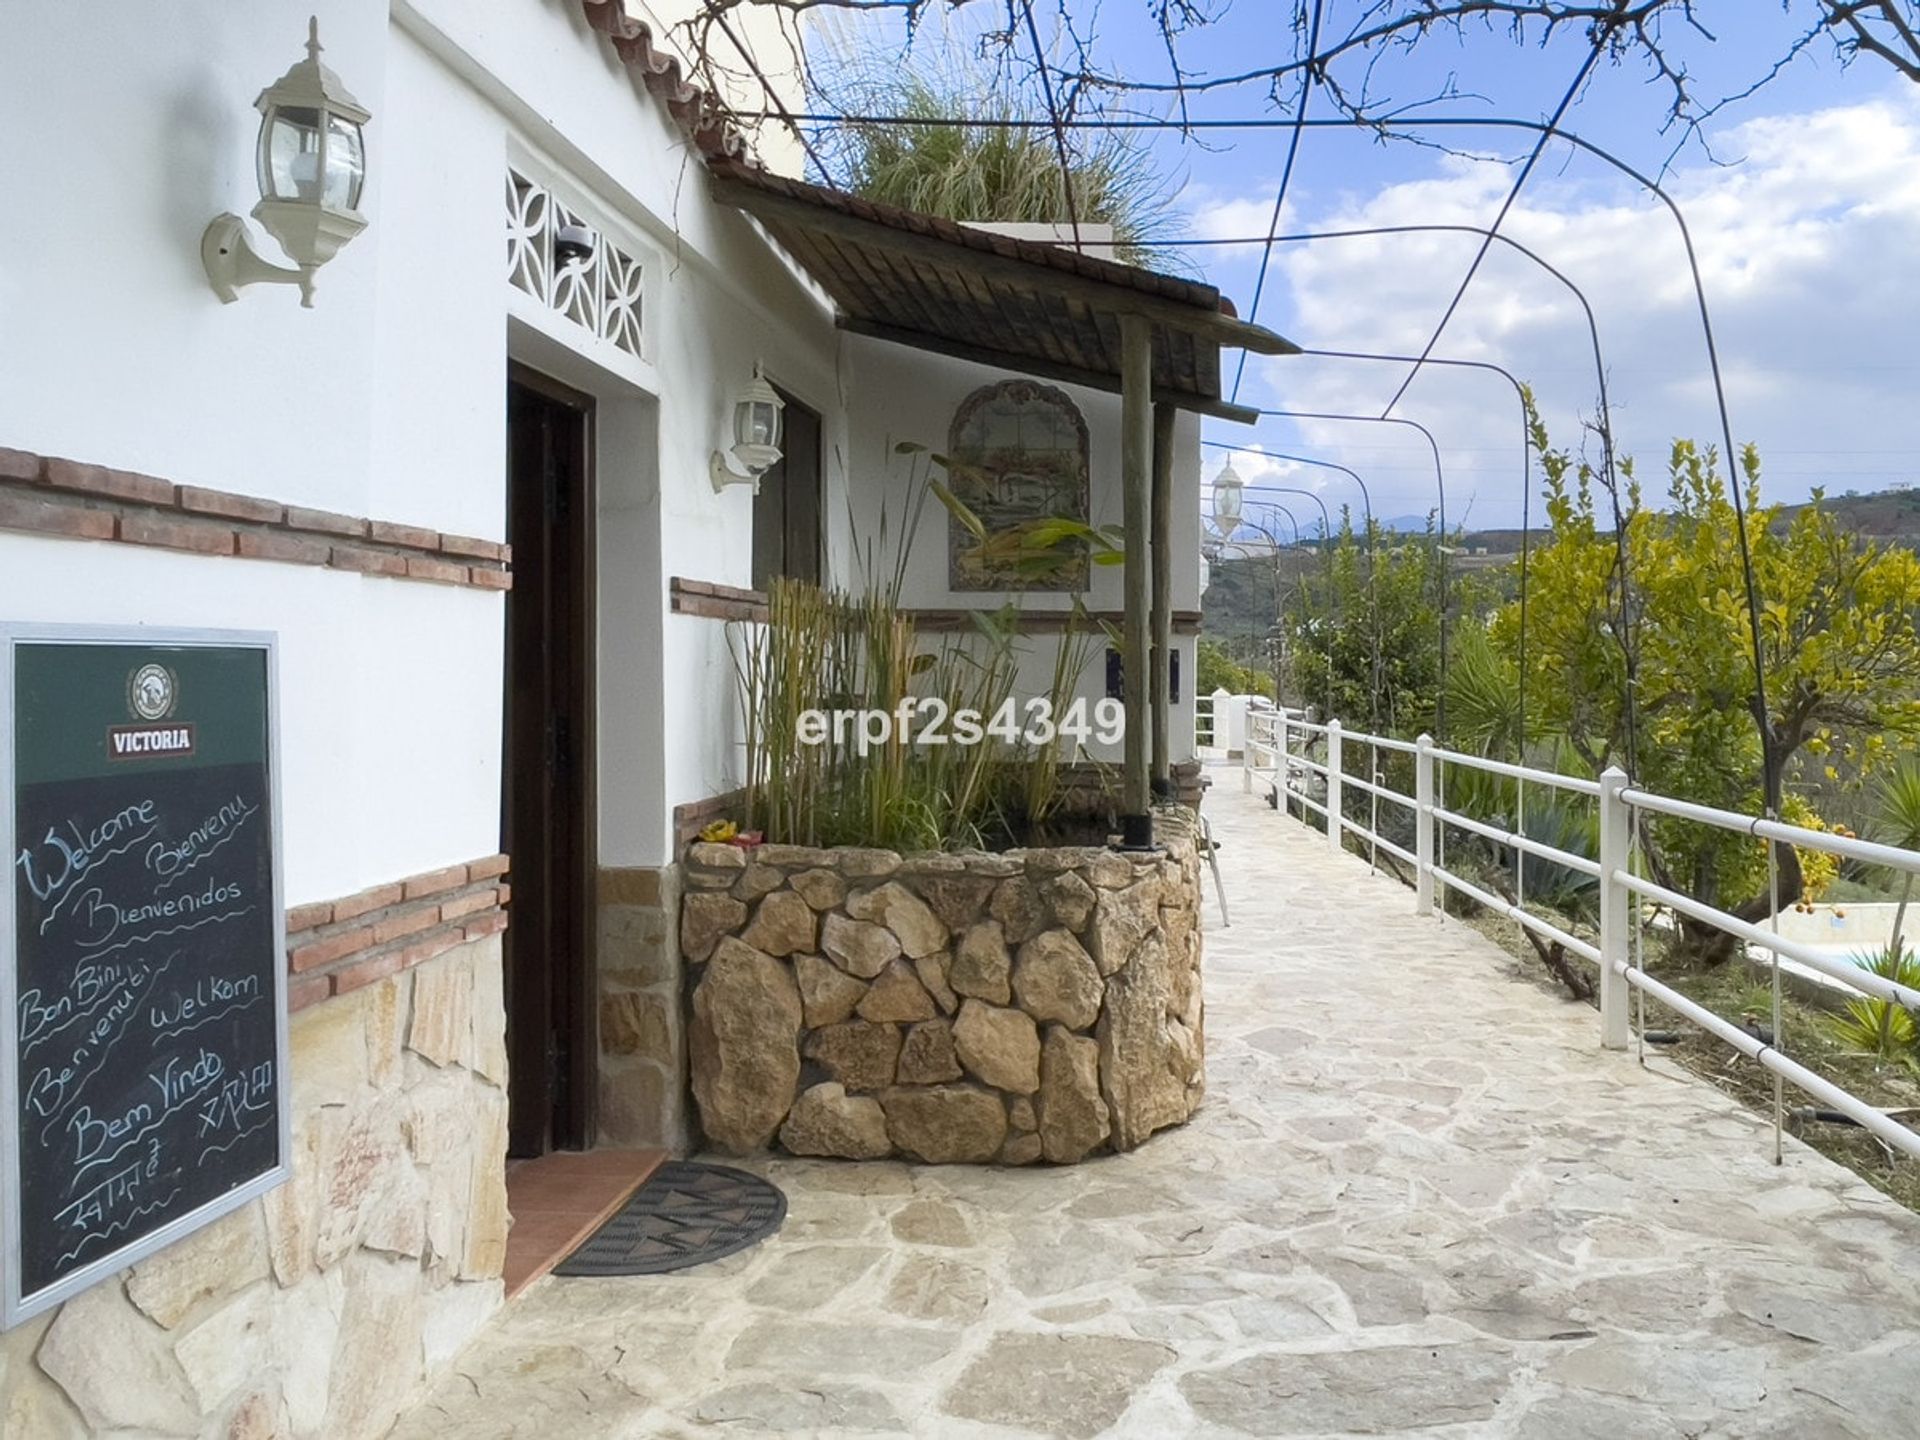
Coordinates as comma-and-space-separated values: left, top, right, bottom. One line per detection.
3, 627, 288, 1328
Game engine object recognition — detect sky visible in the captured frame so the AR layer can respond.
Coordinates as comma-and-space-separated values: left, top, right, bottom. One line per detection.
806, 2, 1920, 532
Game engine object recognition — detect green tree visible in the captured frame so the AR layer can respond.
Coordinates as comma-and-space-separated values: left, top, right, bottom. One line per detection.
1197, 638, 1275, 699
1494, 414, 1920, 959
1288, 519, 1444, 735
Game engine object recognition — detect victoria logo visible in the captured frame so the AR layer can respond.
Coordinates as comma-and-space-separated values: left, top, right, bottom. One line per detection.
127, 663, 178, 722
110, 663, 193, 760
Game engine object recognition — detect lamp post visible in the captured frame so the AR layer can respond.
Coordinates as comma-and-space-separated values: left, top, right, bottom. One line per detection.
202, 17, 370, 308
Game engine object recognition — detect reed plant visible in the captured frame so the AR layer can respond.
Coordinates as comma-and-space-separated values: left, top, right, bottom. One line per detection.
733, 580, 1101, 851
731, 453, 1104, 851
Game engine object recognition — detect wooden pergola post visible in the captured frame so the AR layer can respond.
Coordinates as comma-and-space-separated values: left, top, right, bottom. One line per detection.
704, 164, 1301, 851
1150, 402, 1176, 800
1119, 314, 1154, 849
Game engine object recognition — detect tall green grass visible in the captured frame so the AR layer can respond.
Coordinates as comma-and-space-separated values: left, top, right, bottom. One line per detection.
733, 579, 1101, 851
812, 31, 1189, 274
732, 451, 1106, 851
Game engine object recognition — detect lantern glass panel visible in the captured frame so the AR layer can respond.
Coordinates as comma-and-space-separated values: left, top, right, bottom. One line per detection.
737, 399, 780, 450
260, 106, 325, 202
1215, 485, 1242, 529
325, 113, 366, 210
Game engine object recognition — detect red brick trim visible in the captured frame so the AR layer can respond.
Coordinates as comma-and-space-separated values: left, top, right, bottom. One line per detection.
672, 788, 749, 848
285, 854, 510, 1011
670, 576, 767, 622
0, 448, 511, 590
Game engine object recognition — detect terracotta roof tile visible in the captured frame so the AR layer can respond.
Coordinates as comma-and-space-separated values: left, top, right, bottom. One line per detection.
579, 0, 757, 167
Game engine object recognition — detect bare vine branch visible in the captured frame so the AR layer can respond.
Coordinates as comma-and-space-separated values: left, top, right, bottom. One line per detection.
674, 0, 1919, 163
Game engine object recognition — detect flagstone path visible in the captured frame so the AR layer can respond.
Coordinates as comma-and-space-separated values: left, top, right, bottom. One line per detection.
388, 770, 1920, 1438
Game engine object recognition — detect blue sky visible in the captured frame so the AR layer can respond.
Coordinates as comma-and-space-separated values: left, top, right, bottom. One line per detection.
811, 3, 1920, 530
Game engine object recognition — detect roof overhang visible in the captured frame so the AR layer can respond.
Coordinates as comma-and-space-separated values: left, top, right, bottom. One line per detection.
708, 164, 1297, 425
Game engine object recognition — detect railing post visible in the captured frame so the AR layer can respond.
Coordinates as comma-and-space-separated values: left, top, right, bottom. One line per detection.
1326, 720, 1344, 856
1415, 733, 1435, 916
1275, 709, 1289, 804
1598, 765, 1632, 1050
1241, 714, 1252, 793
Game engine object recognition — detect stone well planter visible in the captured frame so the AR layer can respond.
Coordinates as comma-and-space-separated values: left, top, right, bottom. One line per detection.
679, 812, 1204, 1164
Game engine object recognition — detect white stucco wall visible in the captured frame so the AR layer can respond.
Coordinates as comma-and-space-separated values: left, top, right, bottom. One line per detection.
0, 3, 392, 514
0, 0, 1212, 911
842, 337, 1202, 763
0, 0, 847, 889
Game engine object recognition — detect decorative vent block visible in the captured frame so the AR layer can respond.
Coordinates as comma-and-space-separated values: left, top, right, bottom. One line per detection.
507, 168, 644, 357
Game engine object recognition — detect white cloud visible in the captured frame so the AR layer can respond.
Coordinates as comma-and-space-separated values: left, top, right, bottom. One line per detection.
1193, 91, 1920, 528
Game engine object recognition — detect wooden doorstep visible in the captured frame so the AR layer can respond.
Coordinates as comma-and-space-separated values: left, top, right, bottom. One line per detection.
501, 1148, 667, 1300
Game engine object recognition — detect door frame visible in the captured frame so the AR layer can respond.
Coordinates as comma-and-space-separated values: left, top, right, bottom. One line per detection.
752, 385, 823, 590
504, 360, 598, 1154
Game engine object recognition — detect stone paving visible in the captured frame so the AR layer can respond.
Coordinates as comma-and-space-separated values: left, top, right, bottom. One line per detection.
388, 773, 1920, 1438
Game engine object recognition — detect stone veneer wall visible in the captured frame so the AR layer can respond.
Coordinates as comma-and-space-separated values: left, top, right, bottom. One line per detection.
596, 865, 691, 1151
0, 936, 510, 1440
680, 812, 1204, 1165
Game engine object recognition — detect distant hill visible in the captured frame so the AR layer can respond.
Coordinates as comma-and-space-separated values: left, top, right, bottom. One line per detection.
1453, 488, 1920, 555
1380, 513, 1434, 534
1776, 488, 1920, 547
1203, 487, 1920, 641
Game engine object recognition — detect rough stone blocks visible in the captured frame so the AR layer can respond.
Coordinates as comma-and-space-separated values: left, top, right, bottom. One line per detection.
681, 809, 1204, 1164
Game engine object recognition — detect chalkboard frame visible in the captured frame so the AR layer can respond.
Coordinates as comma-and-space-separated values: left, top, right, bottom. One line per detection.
1, 624, 290, 1330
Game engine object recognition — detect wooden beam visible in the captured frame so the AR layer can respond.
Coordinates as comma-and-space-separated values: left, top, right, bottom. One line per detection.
1150, 402, 1176, 795
836, 316, 1262, 426
1120, 313, 1154, 847
713, 173, 1299, 356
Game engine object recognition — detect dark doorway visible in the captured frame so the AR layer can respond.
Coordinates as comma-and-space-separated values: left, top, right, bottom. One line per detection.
752, 387, 822, 589
504, 364, 596, 1157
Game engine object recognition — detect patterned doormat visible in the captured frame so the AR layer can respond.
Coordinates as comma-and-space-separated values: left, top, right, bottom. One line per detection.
552, 1160, 787, 1276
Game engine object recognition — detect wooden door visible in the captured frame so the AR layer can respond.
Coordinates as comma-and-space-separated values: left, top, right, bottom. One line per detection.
504, 365, 596, 1156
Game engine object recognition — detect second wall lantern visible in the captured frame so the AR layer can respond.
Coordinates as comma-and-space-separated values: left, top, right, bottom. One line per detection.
202, 17, 370, 309
710, 367, 786, 493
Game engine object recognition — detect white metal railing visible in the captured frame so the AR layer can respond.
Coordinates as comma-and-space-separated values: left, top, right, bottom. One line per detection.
1195, 692, 1219, 755
1233, 700, 1920, 1163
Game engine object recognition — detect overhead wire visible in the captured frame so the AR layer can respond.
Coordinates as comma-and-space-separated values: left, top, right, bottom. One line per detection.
758, 84, 1776, 807
711, 9, 839, 186
1374, 37, 1608, 753
1019, 0, 1084, 252
1230, 0, 1326, 405
1379, 41, 1607, 421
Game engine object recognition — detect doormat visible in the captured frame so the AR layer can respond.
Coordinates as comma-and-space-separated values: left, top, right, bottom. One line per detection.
552, 1160, 787, 1276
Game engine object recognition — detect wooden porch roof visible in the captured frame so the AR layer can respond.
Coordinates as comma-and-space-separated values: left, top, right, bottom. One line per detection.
707, 163, 1297, 424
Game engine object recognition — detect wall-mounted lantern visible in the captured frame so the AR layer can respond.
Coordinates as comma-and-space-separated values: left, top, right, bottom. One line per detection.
202, 17, 370, 308
1210, 458, 1244, 536
710, 367, 786, 493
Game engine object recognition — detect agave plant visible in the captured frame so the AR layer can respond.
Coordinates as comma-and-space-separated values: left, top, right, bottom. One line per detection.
1444, 621, 1528, 762
1874, 756, 1920, 957
1827, 942, 1920, 1072
1517, 794, 1601, 921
